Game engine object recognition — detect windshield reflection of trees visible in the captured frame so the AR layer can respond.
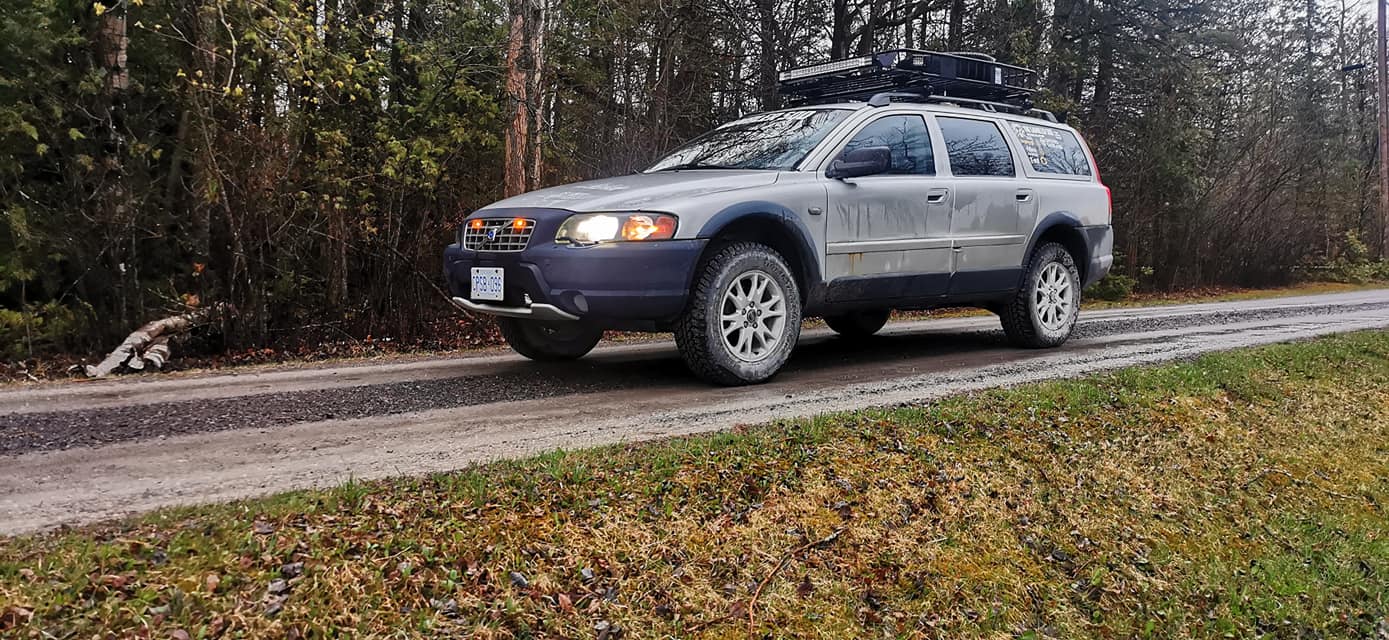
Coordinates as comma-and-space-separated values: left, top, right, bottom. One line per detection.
649, 110, 849, 171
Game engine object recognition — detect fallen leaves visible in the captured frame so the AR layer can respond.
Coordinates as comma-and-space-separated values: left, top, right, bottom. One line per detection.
280, 562, 304, 578
2, 333, 1388, 637
0, 606, 33, 631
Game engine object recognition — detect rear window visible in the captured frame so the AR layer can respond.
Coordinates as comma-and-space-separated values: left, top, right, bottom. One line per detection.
936, 117, 1015, 177
1008, 122, 1093, 176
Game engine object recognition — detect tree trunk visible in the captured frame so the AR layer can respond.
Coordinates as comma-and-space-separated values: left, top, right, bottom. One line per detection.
946, 0, 965, 50
756, 0, 779, 110
1046, 0, 1077, 98
902, 0, 914, 49
504, 0, 531, 197
189, 0, 217, 264
97, 2, 129, 95
95, 0, 132, 330
856, 0, 879, 54
831, 0, 852, 58
1091, 20, 1114, 131
527, 0, 546, 190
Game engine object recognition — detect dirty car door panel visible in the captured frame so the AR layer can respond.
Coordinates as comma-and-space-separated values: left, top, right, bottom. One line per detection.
823, 113, 952, 302
935, 115, 1028, 294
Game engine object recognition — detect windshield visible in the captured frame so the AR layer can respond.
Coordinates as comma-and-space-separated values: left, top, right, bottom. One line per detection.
646, 109, 852, 172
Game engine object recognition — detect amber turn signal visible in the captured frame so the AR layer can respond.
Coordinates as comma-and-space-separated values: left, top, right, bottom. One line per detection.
621, 214, 678, 241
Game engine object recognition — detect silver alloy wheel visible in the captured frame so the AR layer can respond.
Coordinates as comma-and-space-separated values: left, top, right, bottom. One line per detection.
1033, 261, 1075, 332
720, 269, 788, 362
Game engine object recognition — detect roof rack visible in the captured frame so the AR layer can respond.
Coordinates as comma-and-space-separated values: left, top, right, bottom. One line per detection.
778, 50, 1055, 121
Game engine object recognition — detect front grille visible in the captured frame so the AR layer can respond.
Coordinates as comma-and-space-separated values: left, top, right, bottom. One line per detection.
464, 218, 536, 252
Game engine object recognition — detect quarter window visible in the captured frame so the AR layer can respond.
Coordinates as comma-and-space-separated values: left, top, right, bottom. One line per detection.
1008, 122, 1093, 176
836, 115, 935, 176
937, 117, 1016, 177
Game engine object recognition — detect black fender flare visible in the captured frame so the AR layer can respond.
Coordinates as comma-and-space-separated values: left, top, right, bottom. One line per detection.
1022, 212, 1091, 281
694, 201, 824, 302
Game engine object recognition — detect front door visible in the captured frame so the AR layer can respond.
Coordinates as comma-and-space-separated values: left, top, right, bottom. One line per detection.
934, 115, 1029, 294
823, 113, 952, 302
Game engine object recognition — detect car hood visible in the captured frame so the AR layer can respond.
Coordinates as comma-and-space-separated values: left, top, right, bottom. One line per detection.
478, 171, 781, 213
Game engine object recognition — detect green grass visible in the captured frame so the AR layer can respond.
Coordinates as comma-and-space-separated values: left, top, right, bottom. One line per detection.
3, 333, 1389, 638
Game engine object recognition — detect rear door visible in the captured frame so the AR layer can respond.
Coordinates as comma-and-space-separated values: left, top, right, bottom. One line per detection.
822, 112, 953, 301
933, 114, 1030, 294
1006, 119, 1106, 224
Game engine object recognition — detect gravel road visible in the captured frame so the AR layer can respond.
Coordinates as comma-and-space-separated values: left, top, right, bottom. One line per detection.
2, 289, 1387, 534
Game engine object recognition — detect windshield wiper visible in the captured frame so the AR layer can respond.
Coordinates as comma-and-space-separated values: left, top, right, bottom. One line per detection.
654, 162, 736, 171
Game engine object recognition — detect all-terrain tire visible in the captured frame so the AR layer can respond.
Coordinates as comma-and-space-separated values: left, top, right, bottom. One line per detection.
674, 242, 802, 385
496, 317, 604, 361
1000, 242, 1082, 348
824, 309, 890, 339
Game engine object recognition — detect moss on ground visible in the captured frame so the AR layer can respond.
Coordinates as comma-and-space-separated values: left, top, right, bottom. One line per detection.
2, 332, 1388, 638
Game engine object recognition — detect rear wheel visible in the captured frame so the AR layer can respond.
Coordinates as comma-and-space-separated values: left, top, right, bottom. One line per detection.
824, 309, 890, 339
675, 241, 802, 385
1000, 242, 1081, 348
497, 317, 603, 361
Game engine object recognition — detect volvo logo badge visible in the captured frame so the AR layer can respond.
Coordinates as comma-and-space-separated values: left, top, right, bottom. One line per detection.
485, 227, 498, 241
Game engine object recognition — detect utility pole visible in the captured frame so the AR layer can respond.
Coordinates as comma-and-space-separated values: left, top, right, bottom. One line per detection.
1379, 0, 1389, 256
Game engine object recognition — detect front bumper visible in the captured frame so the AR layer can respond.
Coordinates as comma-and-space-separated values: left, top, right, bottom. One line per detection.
444, 208, 707, 329
449, 297, 580, 322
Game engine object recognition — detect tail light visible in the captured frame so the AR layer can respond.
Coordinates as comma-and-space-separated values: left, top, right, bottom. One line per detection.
1093, 162, 1112, 225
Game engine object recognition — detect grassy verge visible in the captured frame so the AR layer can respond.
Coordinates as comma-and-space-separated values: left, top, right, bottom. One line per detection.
3, 333, 1389, 638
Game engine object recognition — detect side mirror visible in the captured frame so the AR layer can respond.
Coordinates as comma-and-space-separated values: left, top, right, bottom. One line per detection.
827, 146, 891, 180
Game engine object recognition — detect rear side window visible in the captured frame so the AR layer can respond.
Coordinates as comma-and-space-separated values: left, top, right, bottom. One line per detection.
838, 115, 935, 175
1008, 122, 1093, 176
936, 116, 1015, 177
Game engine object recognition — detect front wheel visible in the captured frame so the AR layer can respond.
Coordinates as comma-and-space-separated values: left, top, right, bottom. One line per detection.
496, 317, 603, 361
1000, 242, 1081, 348
674, 242, 802, 385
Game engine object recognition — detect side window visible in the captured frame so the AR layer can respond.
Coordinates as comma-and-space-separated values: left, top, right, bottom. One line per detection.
936, 116, 1016, 177
1008, 122, 1093, 176
837, 115, 935, 176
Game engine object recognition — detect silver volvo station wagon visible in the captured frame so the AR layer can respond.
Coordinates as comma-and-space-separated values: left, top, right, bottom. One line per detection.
444, 50, 1113, 385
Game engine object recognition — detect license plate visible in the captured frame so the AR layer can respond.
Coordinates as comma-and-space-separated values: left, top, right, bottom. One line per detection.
470, 267, 505, 301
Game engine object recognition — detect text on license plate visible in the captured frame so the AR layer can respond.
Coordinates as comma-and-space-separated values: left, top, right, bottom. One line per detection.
470, 267, 505, 301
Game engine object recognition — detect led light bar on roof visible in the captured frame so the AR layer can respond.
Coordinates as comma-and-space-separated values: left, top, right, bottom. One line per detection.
777, 55, 875, 83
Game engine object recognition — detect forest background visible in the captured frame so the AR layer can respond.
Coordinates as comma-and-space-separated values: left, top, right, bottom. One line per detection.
3, 0, 1387, 359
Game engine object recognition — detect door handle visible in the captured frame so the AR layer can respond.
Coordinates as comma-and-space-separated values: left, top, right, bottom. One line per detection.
926, 189, 950, 204
1015, 190, 1035, 203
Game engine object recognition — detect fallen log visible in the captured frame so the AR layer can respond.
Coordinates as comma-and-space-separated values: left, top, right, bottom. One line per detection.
84, 304, 224, 378
142, 336, 172, 369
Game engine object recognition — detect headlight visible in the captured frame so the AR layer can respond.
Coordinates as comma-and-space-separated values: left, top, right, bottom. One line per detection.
556, 213, 678, 245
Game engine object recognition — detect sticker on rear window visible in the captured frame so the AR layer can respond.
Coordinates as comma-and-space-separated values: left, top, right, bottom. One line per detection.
1009, 122, 1093, 177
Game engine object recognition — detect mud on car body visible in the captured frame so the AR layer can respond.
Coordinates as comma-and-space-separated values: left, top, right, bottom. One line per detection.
444, 50, 1113, 385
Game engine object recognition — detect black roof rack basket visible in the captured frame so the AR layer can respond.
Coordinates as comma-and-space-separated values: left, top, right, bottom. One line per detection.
778, 50, 1039, 109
